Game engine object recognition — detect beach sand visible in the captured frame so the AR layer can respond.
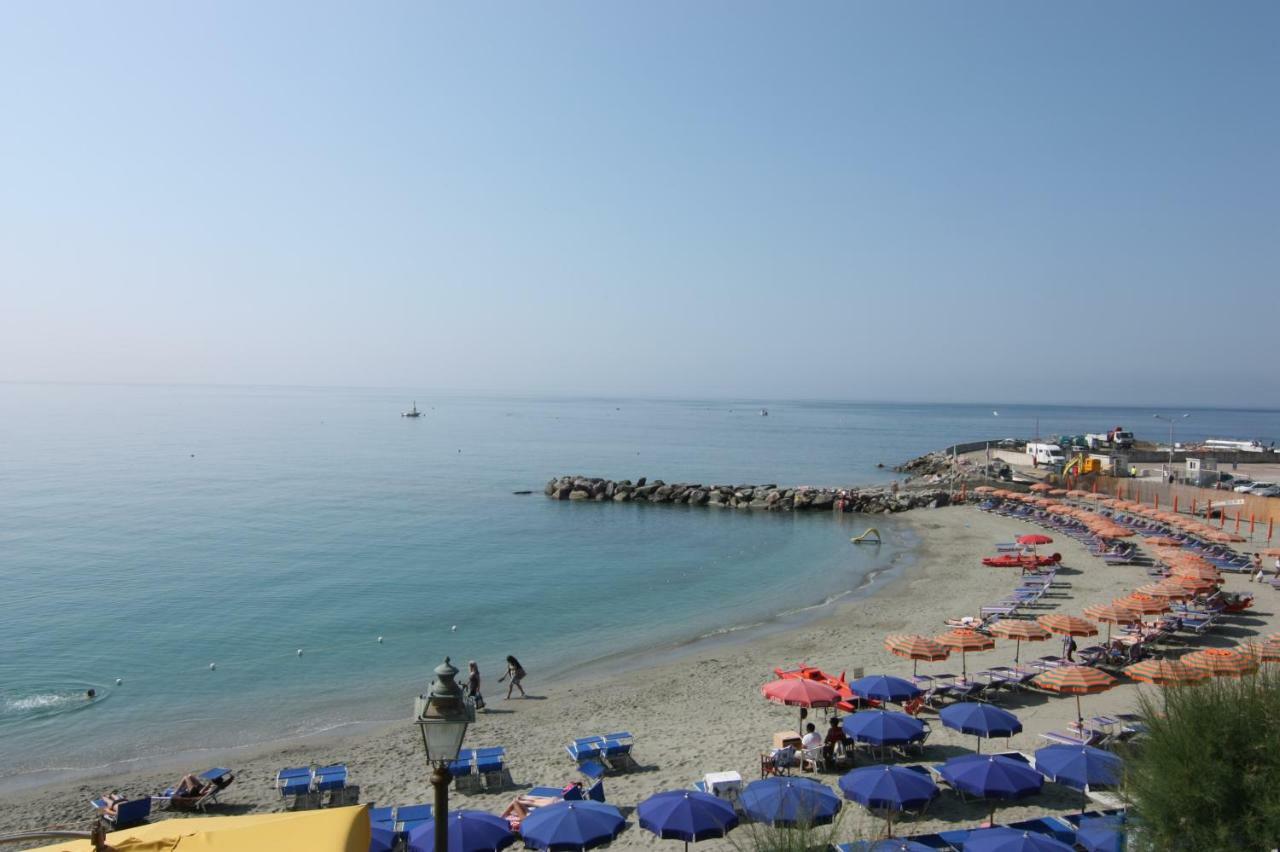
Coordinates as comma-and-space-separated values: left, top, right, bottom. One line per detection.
2, 504, 1275, 847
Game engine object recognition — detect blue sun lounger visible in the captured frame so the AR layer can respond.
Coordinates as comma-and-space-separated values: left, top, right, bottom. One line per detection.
600, 732, 635, 769
566, 736, 605, 763
313, 764, 348, 792
1007, 816, 1077, 845
396, 803, 434, 833
275, 767, 313, 798
153, 768, 235, 811
90, 796, 152, 829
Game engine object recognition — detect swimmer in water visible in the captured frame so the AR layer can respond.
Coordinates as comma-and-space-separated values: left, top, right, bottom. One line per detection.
86, 689, 96, 700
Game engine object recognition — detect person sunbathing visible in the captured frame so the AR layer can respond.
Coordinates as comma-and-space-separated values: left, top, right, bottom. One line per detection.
97, 791, 127, 817
172, 774, 210, 798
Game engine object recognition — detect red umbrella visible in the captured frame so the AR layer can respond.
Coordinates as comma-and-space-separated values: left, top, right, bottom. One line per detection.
1018, 534, 1054, 546
761, 678, 840, 732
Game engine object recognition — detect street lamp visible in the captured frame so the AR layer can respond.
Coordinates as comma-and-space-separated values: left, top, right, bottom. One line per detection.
1152, 413, 1189, 484
416, 657, 475, 852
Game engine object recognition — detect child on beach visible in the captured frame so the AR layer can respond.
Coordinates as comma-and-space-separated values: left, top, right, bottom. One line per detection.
499, 655, 527, 699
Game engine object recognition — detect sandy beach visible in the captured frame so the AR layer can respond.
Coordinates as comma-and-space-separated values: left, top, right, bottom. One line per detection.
3, 503, 1274, 848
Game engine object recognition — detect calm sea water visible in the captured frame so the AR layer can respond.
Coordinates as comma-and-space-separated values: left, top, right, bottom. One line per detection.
0, 384, 1275, 783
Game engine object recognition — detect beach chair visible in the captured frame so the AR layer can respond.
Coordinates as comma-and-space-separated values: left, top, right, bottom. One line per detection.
450, 749, 482, 793
396, 803, 434, 834
90, 796, 151, 829
313, 764, 356, 806
152, 768, 235, 811
476, 746, 509, 790
898, 833, 954, 849
275, 766, 320, 810
600, 732, 635, 770
370, 806, 396, 830
1039, 728, 1105, 747
937, 829, 971, 849
566, 736, 605, 764
1006, 816, 1077, 845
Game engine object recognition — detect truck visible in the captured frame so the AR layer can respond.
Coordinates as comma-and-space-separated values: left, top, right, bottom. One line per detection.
1027, 442, 1067, 467
1084, 426, 1135, 450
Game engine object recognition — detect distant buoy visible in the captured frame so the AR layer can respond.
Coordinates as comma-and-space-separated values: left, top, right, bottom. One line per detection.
209, 663, 217, 670
115, 678, 123, 685
297, 649, 304, 656
451, 625, 458, 632
377, 636, 384, 644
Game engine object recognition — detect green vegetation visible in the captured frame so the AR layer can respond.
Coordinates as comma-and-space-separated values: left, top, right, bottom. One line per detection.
728, 811, 852, 852
1126, 666, 1280, 850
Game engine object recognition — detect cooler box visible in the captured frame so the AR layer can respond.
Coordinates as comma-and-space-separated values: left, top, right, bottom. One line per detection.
703, 771, 742, 801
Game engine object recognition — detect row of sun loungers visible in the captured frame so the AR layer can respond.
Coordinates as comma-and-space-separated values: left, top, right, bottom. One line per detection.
566, 732, 637, 772
450, 746, 510, 792
91, 768, 237, 828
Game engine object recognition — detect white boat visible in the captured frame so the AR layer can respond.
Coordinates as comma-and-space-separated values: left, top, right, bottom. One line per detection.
759, 408, 769, 417
401, 402, 422, 418
1202, 438, 1267, 453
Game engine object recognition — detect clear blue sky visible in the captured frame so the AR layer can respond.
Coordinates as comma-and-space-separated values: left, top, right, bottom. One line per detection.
2, 2, 1276, 404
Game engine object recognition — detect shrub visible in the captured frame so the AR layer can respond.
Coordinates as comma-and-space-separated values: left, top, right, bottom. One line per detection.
1125, 664, 1280, 850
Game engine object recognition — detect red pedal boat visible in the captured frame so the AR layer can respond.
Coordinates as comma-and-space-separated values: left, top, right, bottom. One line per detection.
981, 553, 1061, 568
773, 664, 879, 713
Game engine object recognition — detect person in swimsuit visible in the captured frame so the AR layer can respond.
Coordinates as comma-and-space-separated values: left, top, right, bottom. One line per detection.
499, 655, 527, 699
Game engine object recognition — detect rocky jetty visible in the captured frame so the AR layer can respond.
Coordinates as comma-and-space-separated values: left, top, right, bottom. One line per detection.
543, 476, 951, 513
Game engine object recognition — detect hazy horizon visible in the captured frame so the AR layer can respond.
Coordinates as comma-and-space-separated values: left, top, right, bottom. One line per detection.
3, 2, 1277, 405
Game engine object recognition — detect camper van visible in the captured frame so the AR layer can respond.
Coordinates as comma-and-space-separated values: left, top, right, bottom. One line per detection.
1027, 442, 1066, 467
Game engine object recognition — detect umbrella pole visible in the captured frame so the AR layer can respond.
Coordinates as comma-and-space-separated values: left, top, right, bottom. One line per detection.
1076, 695, 1083, 729
976, 735, 981, 754
1015, 638, 1021, 666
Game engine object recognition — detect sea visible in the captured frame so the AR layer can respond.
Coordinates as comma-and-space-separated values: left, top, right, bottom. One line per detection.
1, 383, 1276, 788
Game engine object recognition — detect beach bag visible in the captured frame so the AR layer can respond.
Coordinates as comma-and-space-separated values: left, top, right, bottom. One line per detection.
473, 693, 486, 710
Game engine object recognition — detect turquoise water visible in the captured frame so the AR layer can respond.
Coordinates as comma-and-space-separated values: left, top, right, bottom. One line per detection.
1, 384, 1276, 782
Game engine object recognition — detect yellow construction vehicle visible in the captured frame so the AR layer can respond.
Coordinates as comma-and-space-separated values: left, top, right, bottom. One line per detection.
1063, 454, 1101, 477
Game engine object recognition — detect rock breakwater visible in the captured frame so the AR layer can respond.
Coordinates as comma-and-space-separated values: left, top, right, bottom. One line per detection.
543, 476, 952, 513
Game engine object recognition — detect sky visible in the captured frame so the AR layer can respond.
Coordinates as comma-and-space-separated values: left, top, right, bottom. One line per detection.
1, 2, 1277, 405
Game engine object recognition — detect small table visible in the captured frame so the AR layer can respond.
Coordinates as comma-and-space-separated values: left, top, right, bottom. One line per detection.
772, 731, 802, 750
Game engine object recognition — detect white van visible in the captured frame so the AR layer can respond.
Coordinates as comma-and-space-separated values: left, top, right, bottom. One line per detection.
1027, 442, 1066, 467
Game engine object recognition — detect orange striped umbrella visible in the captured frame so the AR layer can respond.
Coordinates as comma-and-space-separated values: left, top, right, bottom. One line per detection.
1084, 603, 1141, 642
1037, 614, 1099, 638
1262, 548, 1280, 558
1170, 564, 1222, 581
1135, 582, 1194, 601
974, 486, 998, 494
1125, 659, 1207, 687
1049, 489, 1068, 496
1115, 594, 1171, 616
1144, 536, 1183, 547
989, 620, 1051, 664
935, 629, 996, 678
1169, 574, 1219, 594
884, 634, 950, 676
1030, 483, 1054, 493
1237, 638, 1280, 663
1181, 648, 1259, 678
1034, 665, 1117, 727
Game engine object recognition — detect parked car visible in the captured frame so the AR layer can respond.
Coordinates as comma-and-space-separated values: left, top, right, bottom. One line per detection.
1252, 485, 1280, 498
1233, 480, 1257, 492
1246, 482, 1277, 495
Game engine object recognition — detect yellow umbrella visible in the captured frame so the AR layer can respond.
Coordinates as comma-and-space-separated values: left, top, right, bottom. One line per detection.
26, 807, 370, 852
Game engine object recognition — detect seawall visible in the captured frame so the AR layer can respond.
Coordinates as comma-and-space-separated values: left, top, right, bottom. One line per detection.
544, 475, 952, 513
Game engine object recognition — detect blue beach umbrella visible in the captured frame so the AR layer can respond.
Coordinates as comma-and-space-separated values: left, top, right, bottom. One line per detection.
962, 827, 1075, 852
937, 754, 1044, 824
520, 801, 625, 852
637, 790, 738, 851
1033, 745, 1123, 791
868, 841, 939, 852
370, 825, 399, 852
739, 777, 842, 827
939, 703, 1023, 753
1075, 815, 1125, 852
838, 764, 938, 837
842, 710, 926, 746
407, 810, 516, 852
848, 675, 923, 704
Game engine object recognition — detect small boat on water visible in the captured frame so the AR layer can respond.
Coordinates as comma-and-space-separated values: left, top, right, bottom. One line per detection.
760, 408, 769, 416
402, 401, 422, 418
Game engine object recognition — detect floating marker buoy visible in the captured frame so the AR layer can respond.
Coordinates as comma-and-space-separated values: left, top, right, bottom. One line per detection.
377, 636, 384, 644
209, 663, 217, 670
451, 625, 457, 632
116, 678, 123, 685
297, 649, 304, 656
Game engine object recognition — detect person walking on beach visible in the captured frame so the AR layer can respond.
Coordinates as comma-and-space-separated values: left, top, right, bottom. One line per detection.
1063, 634, 1077, 663
1251, 553, 1263, 582
467, 660, 486, 712
499, 655, 527, 699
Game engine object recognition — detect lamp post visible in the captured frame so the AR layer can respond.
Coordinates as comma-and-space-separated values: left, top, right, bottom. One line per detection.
1153, 413, 1189, 484
416, 657, 476, 852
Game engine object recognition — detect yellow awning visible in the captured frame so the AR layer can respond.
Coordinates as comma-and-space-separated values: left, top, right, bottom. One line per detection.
26, 806, 370, 852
